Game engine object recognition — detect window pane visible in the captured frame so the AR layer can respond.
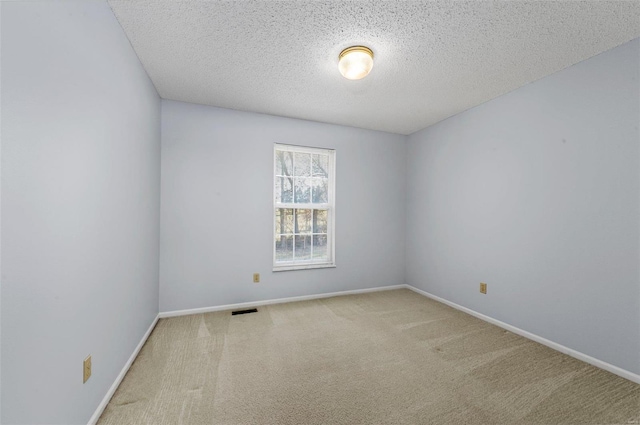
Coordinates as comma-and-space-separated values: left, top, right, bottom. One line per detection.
294, 178, 311, 203
294, 152, 311, 176
294, 235, 311, 260
275, 177, 293, 203
312, 178, 328, 203
275, 151, 293, 176
295, 209, 312, 233
313, 235, 328, 260
312, 154, 329, 177
275, 235, 293, 262
275, 208, 294, 234
312, 209, 327, 233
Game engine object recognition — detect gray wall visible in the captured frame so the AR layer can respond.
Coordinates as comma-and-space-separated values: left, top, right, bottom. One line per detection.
1, 2, 161, 424
160, 100, 406, 312
406, 39, 640, 375
0, 2, 3, 421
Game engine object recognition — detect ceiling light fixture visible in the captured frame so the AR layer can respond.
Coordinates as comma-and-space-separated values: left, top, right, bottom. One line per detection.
338, 46, 374, 80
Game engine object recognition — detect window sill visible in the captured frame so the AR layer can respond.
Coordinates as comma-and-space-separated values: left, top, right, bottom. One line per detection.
273, 263, 336, 272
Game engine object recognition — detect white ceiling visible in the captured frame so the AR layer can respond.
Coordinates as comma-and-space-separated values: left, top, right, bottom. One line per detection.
108, 1, 640, 135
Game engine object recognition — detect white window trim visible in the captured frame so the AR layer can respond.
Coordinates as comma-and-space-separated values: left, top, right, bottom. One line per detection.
273, 143, 336, 271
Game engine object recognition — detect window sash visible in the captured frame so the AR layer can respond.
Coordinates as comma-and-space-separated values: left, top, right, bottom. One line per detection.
273, 207, 333, 266
276, 203, 330, 209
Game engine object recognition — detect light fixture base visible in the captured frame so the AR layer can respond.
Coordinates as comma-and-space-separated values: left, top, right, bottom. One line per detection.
339, 46, 374, 60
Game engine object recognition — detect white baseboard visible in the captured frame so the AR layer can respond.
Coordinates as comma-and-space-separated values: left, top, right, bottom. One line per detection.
158, 285, 405, 318
405, 284, 640, 385
87, 315, 159, 425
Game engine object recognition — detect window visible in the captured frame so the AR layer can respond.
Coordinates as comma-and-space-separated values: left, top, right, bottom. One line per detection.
274, 144, 335, 270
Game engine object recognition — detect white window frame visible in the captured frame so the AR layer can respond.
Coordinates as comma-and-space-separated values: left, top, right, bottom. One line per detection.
273, 143, 336, 271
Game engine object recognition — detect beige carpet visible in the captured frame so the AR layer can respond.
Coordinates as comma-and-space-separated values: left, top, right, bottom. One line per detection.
98, 289, 640, 424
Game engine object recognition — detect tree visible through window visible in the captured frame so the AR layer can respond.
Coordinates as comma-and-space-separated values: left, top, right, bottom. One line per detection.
274, 144, 335, 269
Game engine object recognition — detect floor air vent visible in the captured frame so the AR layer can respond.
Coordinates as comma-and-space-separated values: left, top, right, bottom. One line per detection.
231, 308, 258, 316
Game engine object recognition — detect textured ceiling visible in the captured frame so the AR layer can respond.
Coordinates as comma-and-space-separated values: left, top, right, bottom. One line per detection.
108, 1, 640, 135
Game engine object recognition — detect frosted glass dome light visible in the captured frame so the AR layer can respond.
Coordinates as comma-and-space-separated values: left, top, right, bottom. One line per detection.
338, 46, 374, 80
